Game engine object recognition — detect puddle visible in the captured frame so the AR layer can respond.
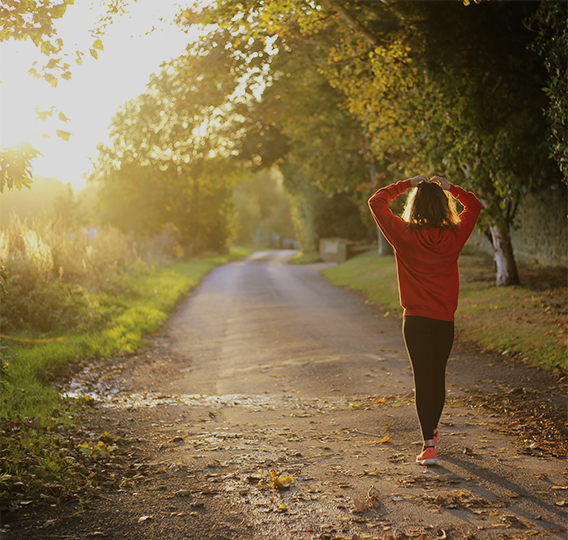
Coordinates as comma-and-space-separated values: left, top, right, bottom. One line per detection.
62, 358, 349, 410
64, 389, 347, 410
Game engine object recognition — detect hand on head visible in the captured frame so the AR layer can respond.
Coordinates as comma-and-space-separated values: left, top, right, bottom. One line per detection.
429, 175, 451, 190
409, 175, 429, 187
410, 175, 451, 190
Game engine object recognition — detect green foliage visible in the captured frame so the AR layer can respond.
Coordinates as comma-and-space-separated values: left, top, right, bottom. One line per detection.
314, 191, 371, 241
231, 170, 295, 246
1, 0, 74, 87
0, 0, 131, 192
321, 2, 558, 199
0, 143, 40, 192
220, 26, 377, 251
181, 0, 563, 286
528, 1, 568, 180
0, 410, 80, 503
1, 175, 93, 228
282, 160, 372, 253
90, 45, 249, 254
0, 266, 7, 295
1, 279, 107, 335
0, 215, 145, 334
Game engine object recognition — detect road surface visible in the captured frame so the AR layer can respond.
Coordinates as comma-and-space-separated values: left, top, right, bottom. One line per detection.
6, 251, 567, 540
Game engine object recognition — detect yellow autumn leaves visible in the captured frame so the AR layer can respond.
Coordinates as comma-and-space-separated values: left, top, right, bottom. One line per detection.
257, 468, 294, 491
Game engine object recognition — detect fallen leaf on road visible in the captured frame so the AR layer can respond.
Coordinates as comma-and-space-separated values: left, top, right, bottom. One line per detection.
138, 515, 153, 523
353, 498, 366, 513
366, 486, 380, 510
352, 487, 380, 513
387, 452, 406, 463
500, 515, 529, 528
427, 490, 505, 510
258, 468, 294, 490
371, 434, 391, 445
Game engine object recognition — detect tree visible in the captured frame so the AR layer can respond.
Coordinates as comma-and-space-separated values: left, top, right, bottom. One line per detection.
300, 1, 560, 284
528, 1, 568, 180
219, 26, 376, 251
181, 0, 563, 285
231, 169, 295, 247
89, 42, 246, 253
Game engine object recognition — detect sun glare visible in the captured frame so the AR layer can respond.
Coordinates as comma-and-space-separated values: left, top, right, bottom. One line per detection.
0, 43, 47, 147
0, 0, 192, 190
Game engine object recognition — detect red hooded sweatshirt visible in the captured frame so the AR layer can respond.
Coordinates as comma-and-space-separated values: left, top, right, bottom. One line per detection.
368, 179, 482, 322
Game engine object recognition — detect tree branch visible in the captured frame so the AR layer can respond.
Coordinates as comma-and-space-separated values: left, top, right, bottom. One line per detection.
320, 0, 384, 47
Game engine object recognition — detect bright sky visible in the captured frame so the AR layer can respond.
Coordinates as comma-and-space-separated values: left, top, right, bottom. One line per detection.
0, 0, 194, 191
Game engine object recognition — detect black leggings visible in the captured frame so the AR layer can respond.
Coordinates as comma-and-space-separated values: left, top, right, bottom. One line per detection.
402, 315, 454, 441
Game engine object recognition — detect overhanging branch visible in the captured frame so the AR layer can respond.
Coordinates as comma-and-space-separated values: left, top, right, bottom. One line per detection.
320, 0, 384, 47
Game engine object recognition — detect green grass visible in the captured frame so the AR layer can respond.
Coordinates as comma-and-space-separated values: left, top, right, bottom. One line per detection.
322, 250, 567, 371
287, 251, 324, 265
0, 248, 252, 505
321, 251, 402, 314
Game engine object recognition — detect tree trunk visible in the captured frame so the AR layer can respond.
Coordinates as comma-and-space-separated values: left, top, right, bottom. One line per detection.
489, 220, 520, 286
377, 227, 393, 255
365, 138, 393, 256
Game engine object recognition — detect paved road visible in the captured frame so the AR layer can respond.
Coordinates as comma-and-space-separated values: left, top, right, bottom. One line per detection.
123, 250, 566, 539
167, 250, 414, 399
7, 250, 566, 540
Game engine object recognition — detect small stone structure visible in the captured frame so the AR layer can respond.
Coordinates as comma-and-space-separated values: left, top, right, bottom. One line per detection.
319, 238, 377, 263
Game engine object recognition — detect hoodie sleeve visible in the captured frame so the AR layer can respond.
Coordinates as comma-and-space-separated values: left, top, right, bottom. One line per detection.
368, 179, 412, 248
449, 184, 483, 247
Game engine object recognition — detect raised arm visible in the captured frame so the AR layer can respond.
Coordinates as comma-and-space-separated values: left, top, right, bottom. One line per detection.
368, 176, 426, 245
448, 182, 482, 243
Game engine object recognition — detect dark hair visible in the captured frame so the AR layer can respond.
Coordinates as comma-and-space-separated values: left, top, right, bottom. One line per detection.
402, 182, 460, 231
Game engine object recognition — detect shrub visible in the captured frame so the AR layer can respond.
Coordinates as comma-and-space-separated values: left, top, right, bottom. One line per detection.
0, 216, 143, 334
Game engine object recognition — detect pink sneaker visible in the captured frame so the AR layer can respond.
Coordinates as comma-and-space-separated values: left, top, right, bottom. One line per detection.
416, 446, 437, 465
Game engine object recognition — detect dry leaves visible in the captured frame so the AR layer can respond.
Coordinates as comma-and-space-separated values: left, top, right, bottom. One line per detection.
257, 468, 294, 491
352, 486, 381, 513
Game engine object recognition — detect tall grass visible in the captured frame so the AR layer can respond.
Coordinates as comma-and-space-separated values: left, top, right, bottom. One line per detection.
0, 216, 179, 335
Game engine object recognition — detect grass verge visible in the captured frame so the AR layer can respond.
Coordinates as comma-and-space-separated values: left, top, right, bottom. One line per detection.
321, 250, 567, 372
287, 251, 323, 265
0, 248, 252, 507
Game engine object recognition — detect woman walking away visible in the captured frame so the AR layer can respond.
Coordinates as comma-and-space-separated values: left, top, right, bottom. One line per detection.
368, 175, 482, 465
